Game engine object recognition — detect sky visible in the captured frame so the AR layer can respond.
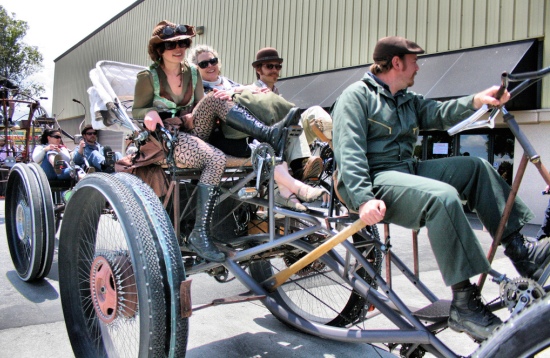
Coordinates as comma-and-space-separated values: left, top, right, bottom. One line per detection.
1, 0, 136, 118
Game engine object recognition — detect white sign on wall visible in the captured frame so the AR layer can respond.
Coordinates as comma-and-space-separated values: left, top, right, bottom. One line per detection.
433, 143, 448, 155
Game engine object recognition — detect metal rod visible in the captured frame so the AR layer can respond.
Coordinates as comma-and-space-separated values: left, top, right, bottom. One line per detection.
478, 154, 529, 289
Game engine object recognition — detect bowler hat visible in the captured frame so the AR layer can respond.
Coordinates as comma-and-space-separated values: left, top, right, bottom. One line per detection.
252, 47, 283, 67
148, 20, 196, 61
373, 36, 424, 62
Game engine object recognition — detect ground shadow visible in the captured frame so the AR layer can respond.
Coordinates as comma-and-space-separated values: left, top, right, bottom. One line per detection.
6, 270, 59, 303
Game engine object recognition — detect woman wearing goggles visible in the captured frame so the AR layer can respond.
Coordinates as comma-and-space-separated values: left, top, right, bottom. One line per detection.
134, 21, 304, 263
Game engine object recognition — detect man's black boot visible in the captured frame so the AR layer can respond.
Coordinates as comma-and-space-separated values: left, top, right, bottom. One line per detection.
187, 183, 225, 263
502, 231, 550, 280
448, 284, 501, 341
224, 105, 301, 156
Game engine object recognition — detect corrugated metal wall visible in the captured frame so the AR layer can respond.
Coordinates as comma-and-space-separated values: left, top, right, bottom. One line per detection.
53, 0, 548, 121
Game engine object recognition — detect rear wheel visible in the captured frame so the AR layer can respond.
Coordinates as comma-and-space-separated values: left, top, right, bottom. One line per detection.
5, 163, 44, 282
27, 163, 56, 280
58, 173, 187, 357
250, 220, 381, 327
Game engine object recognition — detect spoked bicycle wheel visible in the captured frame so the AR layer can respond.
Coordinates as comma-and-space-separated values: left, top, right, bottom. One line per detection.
58, 173, 187, 357
5, 163, 45, 282
250, 220, 381, 327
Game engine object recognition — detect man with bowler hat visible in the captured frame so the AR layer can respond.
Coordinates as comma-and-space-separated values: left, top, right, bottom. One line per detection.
332, 35, 550, 341
252, 47, 284, 94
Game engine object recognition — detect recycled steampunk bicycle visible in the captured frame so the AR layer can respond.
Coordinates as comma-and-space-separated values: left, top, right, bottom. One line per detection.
6, 60, 550, 357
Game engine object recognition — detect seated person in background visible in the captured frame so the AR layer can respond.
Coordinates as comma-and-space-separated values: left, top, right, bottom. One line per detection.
73, 124, 121, 173
133, 20, 308, 262
0, 77, 17, 128
32, 128, 83, 180
0, 138, 9, 163
188, 45, 327, 212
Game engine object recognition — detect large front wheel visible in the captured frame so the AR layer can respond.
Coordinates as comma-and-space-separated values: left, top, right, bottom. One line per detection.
58, 173, 187, 357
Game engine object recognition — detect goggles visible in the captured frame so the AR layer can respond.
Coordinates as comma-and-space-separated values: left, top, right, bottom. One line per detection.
197, 57, 219, 69
85, 131, 97, 136
161, 25, 190, 39
49, 135, 62, 139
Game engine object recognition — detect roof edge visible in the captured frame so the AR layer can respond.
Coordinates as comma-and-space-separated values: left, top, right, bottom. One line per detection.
54, 0, 145, 62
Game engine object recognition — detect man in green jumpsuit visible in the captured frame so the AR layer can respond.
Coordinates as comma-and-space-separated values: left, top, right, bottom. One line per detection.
332, 36, 550, 341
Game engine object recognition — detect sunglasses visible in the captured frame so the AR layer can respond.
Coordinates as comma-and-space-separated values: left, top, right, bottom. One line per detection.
85, 131, 97, 136
197, 57, 219, 69
161, 25, 190, 39
49, 135, 62, 139
164, 39, 191, 51
262, 63, 282, 70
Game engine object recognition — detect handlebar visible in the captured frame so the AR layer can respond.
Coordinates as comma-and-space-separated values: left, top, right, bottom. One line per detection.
448, 65, 550, 136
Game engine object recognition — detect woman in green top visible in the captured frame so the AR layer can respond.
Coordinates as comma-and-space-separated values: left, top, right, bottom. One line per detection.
133, 20, 301, 263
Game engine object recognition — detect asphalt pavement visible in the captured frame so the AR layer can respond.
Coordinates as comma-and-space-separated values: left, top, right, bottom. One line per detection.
0, 198, 543, 357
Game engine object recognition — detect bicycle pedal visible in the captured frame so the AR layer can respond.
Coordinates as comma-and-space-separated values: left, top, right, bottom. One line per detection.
287, 125, 303, 137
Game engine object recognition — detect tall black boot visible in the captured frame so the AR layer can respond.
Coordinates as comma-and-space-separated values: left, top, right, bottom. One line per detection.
224, 105, 301, 156
448, 284, 501, 341
502, 231, 550, 280
187, 183, 225, 262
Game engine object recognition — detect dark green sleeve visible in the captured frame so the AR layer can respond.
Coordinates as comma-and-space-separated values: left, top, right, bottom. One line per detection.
415, 93, 476, 130
332, 82, 375, 211
194, 74, 204, 105
132, 70, 156, 120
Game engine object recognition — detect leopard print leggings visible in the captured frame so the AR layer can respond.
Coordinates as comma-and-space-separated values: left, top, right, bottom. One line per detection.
172, 94, 233, 186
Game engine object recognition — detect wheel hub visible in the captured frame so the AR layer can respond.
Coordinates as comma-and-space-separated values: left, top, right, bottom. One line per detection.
15, 201, 31, 243
89, 254, 138, 324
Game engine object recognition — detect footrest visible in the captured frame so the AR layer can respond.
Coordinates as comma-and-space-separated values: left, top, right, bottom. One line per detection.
412, 299, 451, 321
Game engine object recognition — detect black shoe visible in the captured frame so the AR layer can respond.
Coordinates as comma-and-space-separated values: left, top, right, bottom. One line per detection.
503, 232, 550, 280
225, 105, 301, 157
188, 229, 225, 262
448, 284, 501, 341
54, 154, 68, 175
187, 183, 225, 263
102, 146, 116, 173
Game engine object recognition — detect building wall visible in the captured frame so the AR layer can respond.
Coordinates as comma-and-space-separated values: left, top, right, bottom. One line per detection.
53, 0, 549, 120
52, 0, 550, 224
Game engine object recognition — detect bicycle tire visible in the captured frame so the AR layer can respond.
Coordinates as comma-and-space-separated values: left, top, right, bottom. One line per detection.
5, 163, 45, 282
58, 173, 171, 357
114, 172, 189, 357
249, 221, 381, 327
27, 162, 56, 280
472, 293, 550, 358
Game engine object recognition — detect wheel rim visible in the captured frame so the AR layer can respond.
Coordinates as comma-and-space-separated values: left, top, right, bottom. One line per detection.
90, 254, 138, 324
